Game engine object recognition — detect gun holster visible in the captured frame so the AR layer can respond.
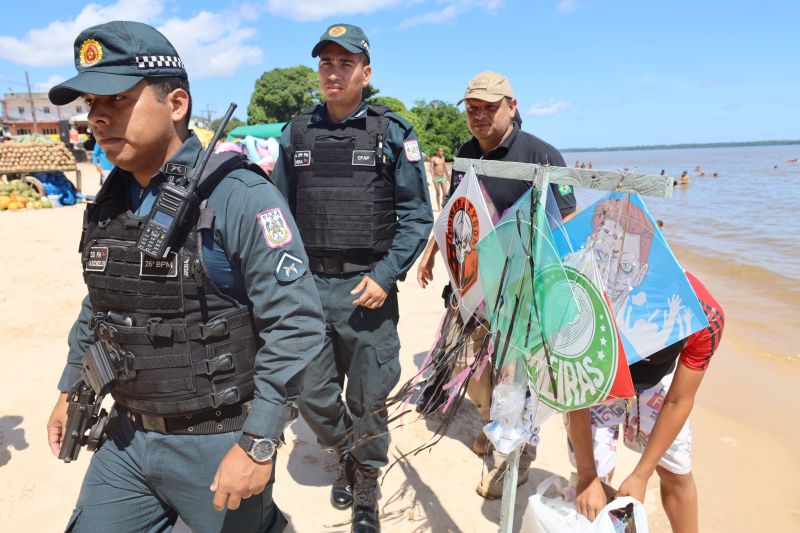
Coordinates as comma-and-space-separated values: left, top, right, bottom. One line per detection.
59, 380, 119, 463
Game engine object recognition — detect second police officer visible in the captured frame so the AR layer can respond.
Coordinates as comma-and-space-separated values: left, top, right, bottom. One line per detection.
46, 21, 325, 532
271, 23, 433, 533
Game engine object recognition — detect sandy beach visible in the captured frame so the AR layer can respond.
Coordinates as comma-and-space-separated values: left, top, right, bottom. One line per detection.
1, 163, 798, 532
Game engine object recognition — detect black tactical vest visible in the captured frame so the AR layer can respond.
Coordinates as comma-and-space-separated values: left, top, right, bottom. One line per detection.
79, 154, 266, 416
290, 104, 397, 256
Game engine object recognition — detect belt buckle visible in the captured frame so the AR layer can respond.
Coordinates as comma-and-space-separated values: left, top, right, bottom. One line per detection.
323, 257, 340, 275
140, 413, 166, 433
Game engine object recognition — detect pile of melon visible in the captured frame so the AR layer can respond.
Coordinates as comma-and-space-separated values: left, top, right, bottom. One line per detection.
0, 142, 77, 173
0, 179, 54, 211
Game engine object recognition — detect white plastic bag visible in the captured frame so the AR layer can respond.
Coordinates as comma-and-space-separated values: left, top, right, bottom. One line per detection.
520, 475, 649, 533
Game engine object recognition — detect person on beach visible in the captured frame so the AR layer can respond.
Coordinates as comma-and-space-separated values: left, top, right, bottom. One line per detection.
270, 23, 432, 533
92, 141, 113, 185
45, 21, 325, 532
430, 146, 449, 211
415, 70, 575, 499
568, 271, 724, 533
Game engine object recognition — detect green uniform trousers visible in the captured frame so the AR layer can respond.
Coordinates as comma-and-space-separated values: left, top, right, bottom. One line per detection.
297, 272, 402, 470
65, 415, 286, 532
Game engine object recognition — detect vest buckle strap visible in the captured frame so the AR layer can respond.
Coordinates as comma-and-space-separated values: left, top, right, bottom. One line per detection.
211, 386, 240, 408
197, 353, 234, 376
200, 319, 228, 340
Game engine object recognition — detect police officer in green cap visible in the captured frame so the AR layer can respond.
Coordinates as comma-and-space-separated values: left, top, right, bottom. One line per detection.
271, 23, 433, 533
45, 20, 325, 532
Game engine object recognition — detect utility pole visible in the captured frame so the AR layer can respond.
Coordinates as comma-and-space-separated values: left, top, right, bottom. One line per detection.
25, 71, 39, 134
206, 104, 214, 123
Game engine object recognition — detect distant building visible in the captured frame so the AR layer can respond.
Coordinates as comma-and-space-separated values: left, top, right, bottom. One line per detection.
1, 92, 86, 136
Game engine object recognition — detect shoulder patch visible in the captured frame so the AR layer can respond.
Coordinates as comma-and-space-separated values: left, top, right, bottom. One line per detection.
558, 184, 573, 196
275, 251, 306, 283
403, 139, 421, 162
257, 208, 293, 249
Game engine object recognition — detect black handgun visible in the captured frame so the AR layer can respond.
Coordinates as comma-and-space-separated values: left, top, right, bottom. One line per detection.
59, 380, 106, 463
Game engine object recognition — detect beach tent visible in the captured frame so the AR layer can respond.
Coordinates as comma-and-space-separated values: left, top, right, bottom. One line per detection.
227, 122, 287, 141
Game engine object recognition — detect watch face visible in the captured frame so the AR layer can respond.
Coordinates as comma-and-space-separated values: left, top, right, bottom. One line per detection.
251, 439, 275, 462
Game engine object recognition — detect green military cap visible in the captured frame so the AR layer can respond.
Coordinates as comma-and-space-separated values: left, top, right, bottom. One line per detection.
311, 23, 371, 63
49, 20, 186, 106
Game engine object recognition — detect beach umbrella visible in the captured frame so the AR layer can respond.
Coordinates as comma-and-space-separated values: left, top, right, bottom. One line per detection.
554, 191, 710, 364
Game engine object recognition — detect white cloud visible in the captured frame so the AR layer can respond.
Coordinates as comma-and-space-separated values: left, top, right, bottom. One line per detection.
265, 0, 404, 21
528, 100, 571, 116
0, 0, 164, 67
36, 74, 66, 92
557, 0, 581, 13
0, 1, 262, 79
399, 0, 504, 29
158, 11, 263, 78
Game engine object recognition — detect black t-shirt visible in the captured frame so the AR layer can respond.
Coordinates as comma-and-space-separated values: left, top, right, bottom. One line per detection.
448, 125, 576, 216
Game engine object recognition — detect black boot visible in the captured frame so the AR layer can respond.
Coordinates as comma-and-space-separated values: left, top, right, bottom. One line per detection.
331, 450, 356, 510
351, 466, 380, 533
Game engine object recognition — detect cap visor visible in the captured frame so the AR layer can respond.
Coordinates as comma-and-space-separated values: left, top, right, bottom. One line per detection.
458, 93, 506, 106
311, 39, 364, 58
48, 71, 144, 105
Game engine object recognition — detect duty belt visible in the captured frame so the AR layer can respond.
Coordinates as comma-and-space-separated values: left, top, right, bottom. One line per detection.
308, 255, 381, 275
128, 401, 251, 435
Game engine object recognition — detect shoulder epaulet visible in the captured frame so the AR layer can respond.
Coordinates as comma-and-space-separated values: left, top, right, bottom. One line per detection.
197, 152, 269, 197
384, 111, 413, 132
299, 105, 319, 117
366, 103, 390, 116
367, 104, 412, 132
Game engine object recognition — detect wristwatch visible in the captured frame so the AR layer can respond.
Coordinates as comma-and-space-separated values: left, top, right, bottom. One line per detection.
238, 434, 279, 463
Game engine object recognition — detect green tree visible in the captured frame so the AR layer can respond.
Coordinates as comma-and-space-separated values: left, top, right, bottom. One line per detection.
363, 83, 380, 101
410, 100, 470, 159
248, 66, 319, 123
210, 116, 245, 136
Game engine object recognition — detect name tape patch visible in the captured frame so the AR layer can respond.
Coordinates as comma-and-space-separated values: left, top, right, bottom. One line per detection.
86, 246, 109, 272
258, 208, 293, 249
403, 140, 421, 162
140, 251, 178, 278
294, 150, 311, 167
352, 150, 376, 167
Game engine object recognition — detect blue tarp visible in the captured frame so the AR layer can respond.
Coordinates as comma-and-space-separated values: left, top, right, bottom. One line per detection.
34, 172, 78, 206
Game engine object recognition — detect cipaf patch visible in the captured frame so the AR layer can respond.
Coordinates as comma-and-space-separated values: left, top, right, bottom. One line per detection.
403, 139, 421, 162
257, 208, 293, 249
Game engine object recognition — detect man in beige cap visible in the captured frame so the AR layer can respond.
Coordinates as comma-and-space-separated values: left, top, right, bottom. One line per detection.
415, 70, 575, 499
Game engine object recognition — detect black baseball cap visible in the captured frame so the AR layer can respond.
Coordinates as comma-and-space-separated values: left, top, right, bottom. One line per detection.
311, 23, 371, 64
49, 21, 186, 106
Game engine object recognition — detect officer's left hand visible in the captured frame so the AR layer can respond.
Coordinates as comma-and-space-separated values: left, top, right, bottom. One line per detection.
351, 275, 388, 309
210, 444, 272, 511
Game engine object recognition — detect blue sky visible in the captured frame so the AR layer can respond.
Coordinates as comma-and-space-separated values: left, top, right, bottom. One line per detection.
1, 0, 797, 148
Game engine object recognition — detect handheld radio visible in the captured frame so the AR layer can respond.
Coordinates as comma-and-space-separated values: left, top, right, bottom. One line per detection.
137, 102, 238, 258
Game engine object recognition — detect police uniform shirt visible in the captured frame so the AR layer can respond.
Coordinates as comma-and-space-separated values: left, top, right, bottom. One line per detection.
450, 124, 577, 217
271, 101, 434, 291
60, 133, 326, 440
